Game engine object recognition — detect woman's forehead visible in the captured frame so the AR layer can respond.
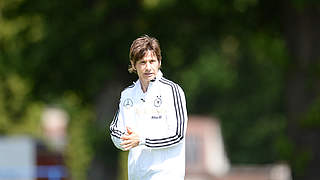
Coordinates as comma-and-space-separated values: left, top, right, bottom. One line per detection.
140, 50, 157, 61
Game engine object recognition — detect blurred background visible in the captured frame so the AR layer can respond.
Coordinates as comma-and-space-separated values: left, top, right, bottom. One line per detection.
0, 0, 319, 179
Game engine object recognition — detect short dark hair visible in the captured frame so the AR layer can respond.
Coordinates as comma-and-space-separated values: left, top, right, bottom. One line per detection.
128, 35, 162, 73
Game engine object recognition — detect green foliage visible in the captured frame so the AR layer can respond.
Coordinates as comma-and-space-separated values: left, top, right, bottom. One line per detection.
0, 73, 43, 136
300, 97, 320, 128
61, 93, 94, 180
181, 48, 237, 111
291, 148, 313, 177
118, 151, 129, 180
275, 135, 294, 162
1, 0, 319, 179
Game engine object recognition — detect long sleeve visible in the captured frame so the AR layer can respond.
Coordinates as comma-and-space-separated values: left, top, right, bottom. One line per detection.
144, 80, 188, 149
110, 103, 126, 151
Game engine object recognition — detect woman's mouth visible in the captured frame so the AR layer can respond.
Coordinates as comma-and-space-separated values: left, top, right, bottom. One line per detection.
144, 73, 153, 77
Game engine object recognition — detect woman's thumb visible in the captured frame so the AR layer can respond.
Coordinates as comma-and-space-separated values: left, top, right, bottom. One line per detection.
126, 126, 133, 134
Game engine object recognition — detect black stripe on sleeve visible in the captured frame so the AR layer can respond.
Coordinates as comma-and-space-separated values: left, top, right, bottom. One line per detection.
110, 84, 134, 139
144, 77, 186, 148
110, 109, 125, 138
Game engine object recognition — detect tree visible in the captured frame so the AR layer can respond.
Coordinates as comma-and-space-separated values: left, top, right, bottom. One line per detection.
1, 0, 319, 179
281, 1, 320, 179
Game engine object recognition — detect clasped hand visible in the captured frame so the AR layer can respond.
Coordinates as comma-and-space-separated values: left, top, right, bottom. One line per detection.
120, 127, 140, 151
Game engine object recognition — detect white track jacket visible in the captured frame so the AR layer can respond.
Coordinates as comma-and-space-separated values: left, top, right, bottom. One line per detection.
110, 70, 188, 180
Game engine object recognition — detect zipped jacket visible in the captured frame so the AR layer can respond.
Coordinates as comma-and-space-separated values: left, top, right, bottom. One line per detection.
110, 70, 188, 180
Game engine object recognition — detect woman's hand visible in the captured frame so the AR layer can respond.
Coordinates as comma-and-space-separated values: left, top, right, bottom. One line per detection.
120, 127, 140, 151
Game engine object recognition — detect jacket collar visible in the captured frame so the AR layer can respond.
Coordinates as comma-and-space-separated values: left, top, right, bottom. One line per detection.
135, 70, 163, 94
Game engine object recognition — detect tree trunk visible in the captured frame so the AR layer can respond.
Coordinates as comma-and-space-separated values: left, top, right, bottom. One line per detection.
282, 1, 320, 180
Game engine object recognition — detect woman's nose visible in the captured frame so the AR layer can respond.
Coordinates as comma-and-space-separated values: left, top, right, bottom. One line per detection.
145, 62, 151, 69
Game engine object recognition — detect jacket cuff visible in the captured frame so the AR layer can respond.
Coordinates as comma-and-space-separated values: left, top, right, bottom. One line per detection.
139, 136, 146, 146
